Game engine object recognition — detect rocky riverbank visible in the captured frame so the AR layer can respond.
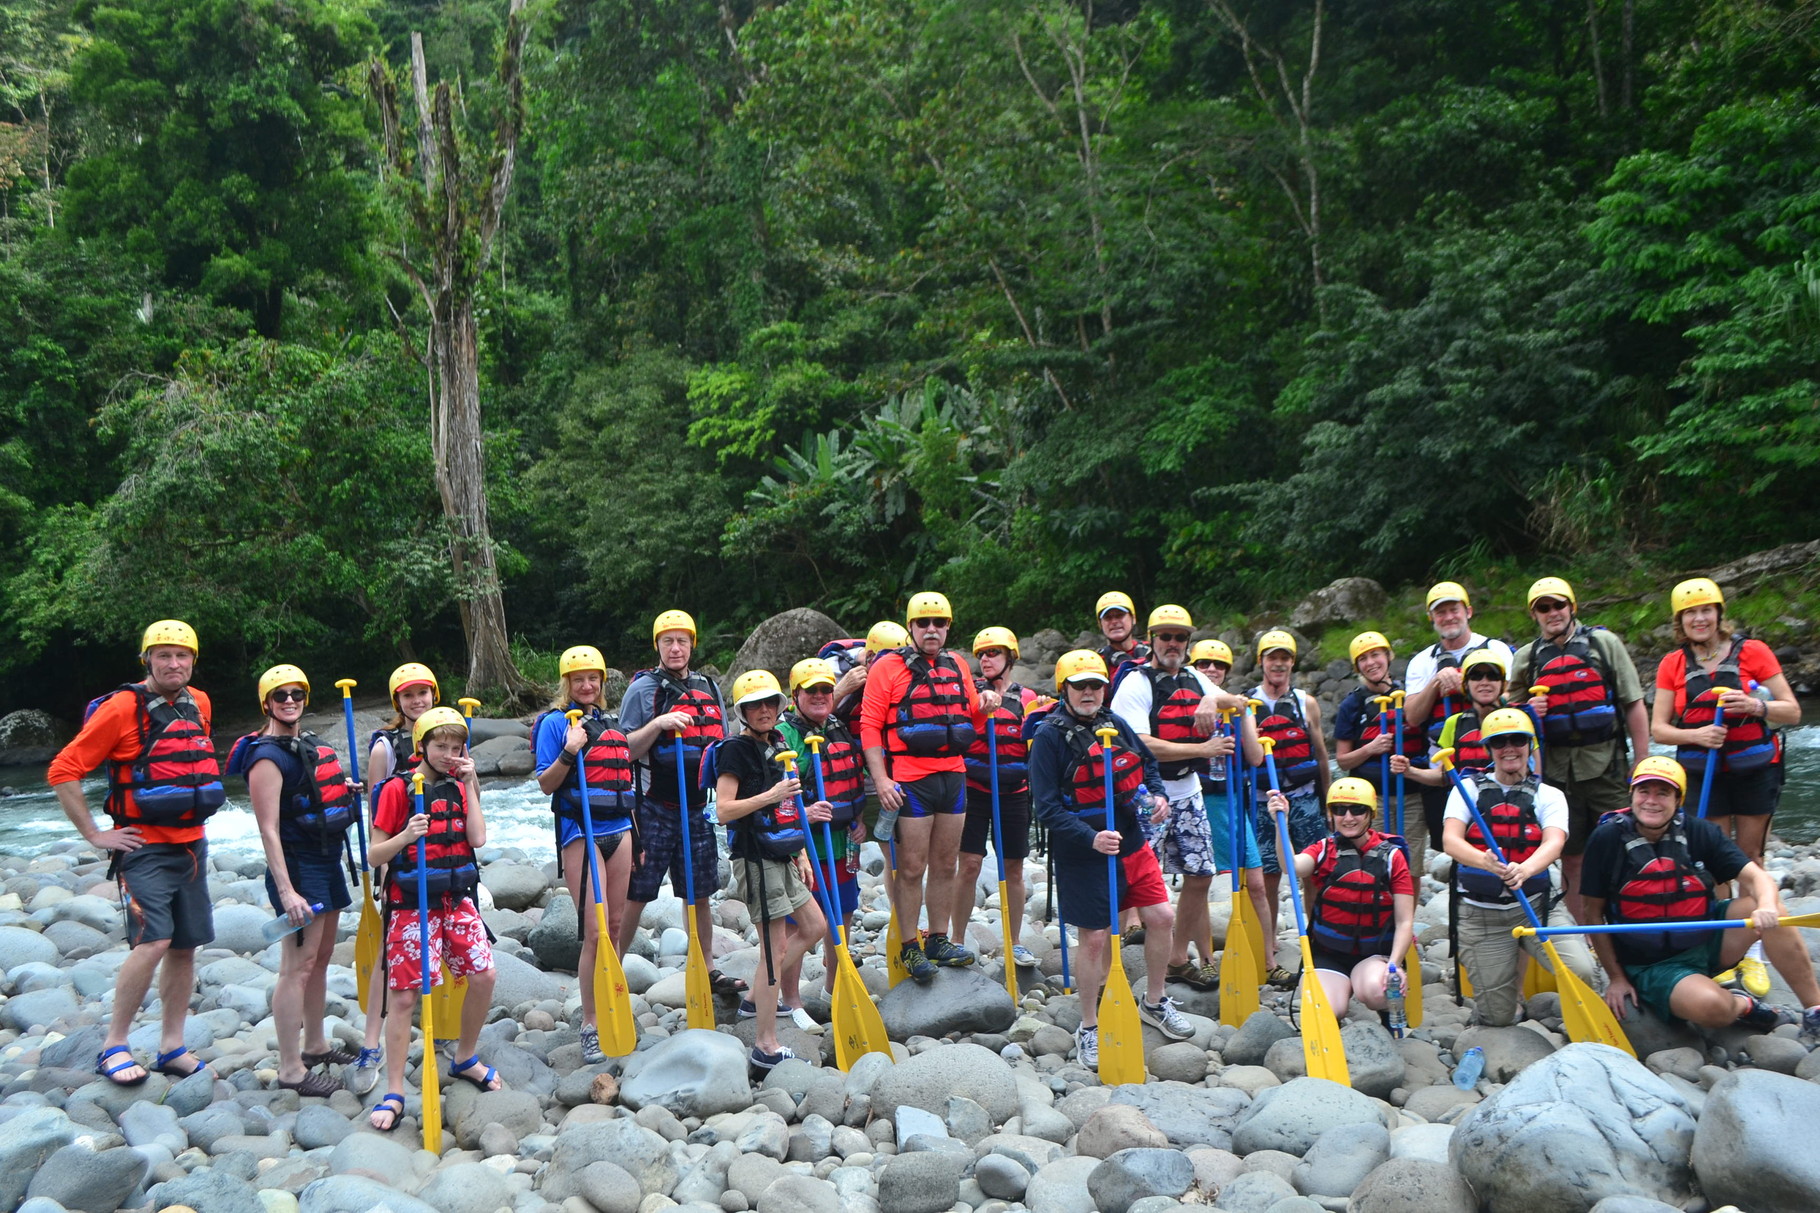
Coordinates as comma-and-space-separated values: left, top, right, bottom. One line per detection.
4, 825, 1820, 1213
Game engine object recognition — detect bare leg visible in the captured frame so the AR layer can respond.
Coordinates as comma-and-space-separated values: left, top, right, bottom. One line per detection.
298, 911, 339, 1054
104, 940, 169, 1081
373, 984, 416, 1121
1006, 861, 1028, 950
893, 815, 934, 940
616, 900, 646, 958
1562, 853, 1586, 922
361, 951, 388, 1048
1171, 874, 1213, 967
456, 967, 495, 1061
156, 947, 196, 1056
1137, 900, 1176, 1003
1733, 815, 1771, 868
1075, 928, 1109, 1027
1262, 873, 1283, 970
923, 810, 967, 939
953, 853, 985, 946
1349, 955, 1392, 1011
1314, 967, 1354, 1015
276, 915, 335, 1081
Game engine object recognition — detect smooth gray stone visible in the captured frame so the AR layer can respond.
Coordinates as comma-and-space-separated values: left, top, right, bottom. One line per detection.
575, 1160, 641, 1213
876, 1150, 966, 1213
300, 1174, 440, 1213
1292, 1121, 1390, 1197
975, 1153, 1030, 1200
24, 1143, 148, 1213
1692, 1069, 1820, 1213
618, 1028, 752, 1119
1231, 1078, 1387, 1157
0, 1107, 78, 1211
755, 1172, 843, 1213
1087, 1148, 1196, 1213
1347, 1158, 1476, 1213
873, 1042, 1018, 1124
147, 1170, 267, 1213
413, 1160, 518, 1213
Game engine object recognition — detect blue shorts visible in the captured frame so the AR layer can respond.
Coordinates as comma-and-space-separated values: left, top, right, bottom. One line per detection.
627, 799, 720, 904
1206, 792, 1263, 872
901, 771, 965, 819
265, 847, 353, 915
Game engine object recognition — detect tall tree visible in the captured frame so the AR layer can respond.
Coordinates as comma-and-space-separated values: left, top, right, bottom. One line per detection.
370, 0, 536, 705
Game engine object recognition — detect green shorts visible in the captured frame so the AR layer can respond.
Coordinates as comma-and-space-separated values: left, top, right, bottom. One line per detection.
1627, 899, 1731, 1021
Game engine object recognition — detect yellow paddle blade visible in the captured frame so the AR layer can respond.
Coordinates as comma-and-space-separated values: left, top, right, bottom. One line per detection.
596, 903, 637, 1057
1523, 954, 1557, 997
429, 964, 466, 1030
683, 921, 716, 1031
1220, 892, 1261, 1029
1458, 959, 1475, 998
1403, 942, 1424, 1029
886, 909, 908, 988
355, 879, 380, 1014
420, 982, 441, 1152
1545, 939, 1634, 1056
1097, 947, 1147, 1087
830, 942, 892, 1070
997, 880, 1019, 1004
1235, 870, 1268, 983
1297, 939, 1350, 1086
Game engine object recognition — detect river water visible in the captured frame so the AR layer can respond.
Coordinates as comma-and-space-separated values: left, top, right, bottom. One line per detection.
4, 726, 1818, 862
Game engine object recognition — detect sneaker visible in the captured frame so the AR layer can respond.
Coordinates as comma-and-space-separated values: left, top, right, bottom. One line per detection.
748, 1044, 795, 1072
1074, 1024, 1099, 1067
1011, 945, 1039, 969
1716, 967, 1743, 991
580, 1025, 606, 1065
1735, 996, 1796, 1031
901, 941, 938, 985
1167, 960, 1219, 991
1265, 965, 1297, 989
1138, 995, 1194, 1041
1801, 1008, 1820, 1043
345, 1047, 382, 1096
924, 932, 976, 968
737, 999, 793, 1021
1738, 954, 1772, 999
785, 1005, 823, 1034
1121, 926, 1146, 947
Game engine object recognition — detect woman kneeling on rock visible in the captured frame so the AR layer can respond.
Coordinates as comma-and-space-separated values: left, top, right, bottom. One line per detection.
1265, 777, 1414, 1019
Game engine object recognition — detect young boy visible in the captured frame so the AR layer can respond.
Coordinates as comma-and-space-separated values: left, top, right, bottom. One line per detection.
366, 706, 501, 1131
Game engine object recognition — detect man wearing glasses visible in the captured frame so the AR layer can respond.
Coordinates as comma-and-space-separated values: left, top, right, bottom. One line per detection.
1510, 577, 1650, 923
861, 592, 997, 983
1094, 591, 1152, 672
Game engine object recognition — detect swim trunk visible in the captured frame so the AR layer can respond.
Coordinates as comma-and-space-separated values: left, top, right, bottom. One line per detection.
119, 841, 214, 950
626, 798, 720, 904
900, 771, 965, 819
961, 786, 1032, 860
1056, 845, 1168, 929
385, 897, 492, 990
1147, 791, 1216, 877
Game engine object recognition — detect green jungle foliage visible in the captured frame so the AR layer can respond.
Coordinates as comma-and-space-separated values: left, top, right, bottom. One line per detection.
2, 0, 1817, 714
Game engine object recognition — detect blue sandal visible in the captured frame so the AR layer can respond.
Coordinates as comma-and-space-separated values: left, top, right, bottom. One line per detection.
369, 1092, 405, 1132
450, 1055, 499, 1091
95, 1045, 148, 1087
153, 1046, 208, 1078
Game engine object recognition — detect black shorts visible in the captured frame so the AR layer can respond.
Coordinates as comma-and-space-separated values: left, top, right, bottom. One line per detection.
265, 846, 353, 915
627, 798, 720, 904
961, 786, 1031, 860
900, 771, 965, 819
1310, 942, 1378, 974
1420, 785, 1450, 851
119, 840, 214, 950
1697, 764, 1782, 819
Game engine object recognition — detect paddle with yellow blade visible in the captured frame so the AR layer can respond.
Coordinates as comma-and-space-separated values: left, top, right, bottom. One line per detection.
1435, 748, 1634, 1056
1218, 709, 1260, 1028
1260, 735, 1351, 1086
569, 711, 638, 1054
1388, 689, 1423, 1027
673, 735, 717, 1030
1517, 911, 1820, 937
1093, 725, 1147, 1086
410, 771, 442, 1152
885, 838, 910, 988
985, 717, 1021, 1004
335, 679, 383, 1015
426, 697, 485, 1033
796, 739, 892, 1069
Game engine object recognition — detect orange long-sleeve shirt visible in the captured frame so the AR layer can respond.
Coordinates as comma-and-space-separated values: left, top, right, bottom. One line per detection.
860, 649, 985, 781
48, 683, 215, 845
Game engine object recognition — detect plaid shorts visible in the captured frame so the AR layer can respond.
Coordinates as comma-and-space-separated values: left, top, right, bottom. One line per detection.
1255, 787, 1326, 876
626, 798, 721, 904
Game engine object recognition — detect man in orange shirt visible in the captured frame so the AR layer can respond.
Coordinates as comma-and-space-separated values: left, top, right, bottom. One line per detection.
49, 620, 226, 1086
861, 592, 998, 983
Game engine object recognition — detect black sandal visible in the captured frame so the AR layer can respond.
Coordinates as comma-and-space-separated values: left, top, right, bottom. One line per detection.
277, 1070, 342, 1097
302, 1046, 359, 1066
708, 969, 747, 999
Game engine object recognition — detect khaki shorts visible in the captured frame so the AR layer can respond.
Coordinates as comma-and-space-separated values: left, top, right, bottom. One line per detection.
727, 852, 813, 923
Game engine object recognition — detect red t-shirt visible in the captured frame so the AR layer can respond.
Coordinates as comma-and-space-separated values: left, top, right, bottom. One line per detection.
1301, 830, 1416, 898
858, 649, 985, 781
372, 771, 474, 906
1653, 639, 1782, 719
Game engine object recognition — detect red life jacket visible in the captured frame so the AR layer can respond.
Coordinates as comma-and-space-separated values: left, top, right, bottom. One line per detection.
536, 707, 635, 825
1308, 832, 1401, 957
90, 684, 226, 829
1605, 815, 1717, 967
642, 669, 726, 803
1055, 714, 1149, 824
1421, 646, 1465, 744
228, 731, 354, 850
1456, 775, 1552, 904
884, 649, 977, 764
784, 709, 866, 824
1674, 638, 1777, 774
1251, 687, 1317, 789
385, 775, 478, 910
1440, 710, 1491, 770
1351, 688, 1429, 760
1144, 666, 1211, 781
963, 683, 1033, 795
1530, 626, 1619, 747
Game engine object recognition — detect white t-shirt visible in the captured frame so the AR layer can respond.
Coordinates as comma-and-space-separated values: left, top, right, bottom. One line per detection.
1112, 664, 1216, 801
1444, 773, 1568, 908
1404, 633, 1514, 695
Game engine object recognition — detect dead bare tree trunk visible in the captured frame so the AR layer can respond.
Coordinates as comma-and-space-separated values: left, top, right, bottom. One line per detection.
369, 0, 539, 708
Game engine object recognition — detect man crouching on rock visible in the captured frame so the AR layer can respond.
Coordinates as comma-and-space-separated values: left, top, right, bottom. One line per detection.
51, 620, 226, 1087
1029, 650, 1194, 1067
1581, 756, 1820, 1039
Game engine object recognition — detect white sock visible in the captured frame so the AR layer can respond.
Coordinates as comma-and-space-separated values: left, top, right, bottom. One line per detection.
1747, 941, 1766, 961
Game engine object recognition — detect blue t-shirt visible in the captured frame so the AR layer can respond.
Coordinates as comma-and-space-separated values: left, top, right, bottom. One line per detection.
534, 705, 631, 837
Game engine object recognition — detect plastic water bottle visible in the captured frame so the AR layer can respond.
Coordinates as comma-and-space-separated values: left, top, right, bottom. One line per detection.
1453, 1045, 1485, 1090
876, 799, 901, 843
261, 902, 325, 942
1385, 963, 1407, 1037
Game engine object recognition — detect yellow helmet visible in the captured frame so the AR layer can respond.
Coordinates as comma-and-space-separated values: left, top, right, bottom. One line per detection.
1327, 777, 1378, 814
1630, 755, 1688, 799
905, 591, 953, 625
1460, 648, 1509, 681
1190, 639, 1233, 667
865, 621, 909, 654
1147, 604, 1193, 633
559, 645, 608, 678
1479, 707, 1536, 745
1054, 649, 1110, 690
1426, 581, 1471, 612
1256, 629, 1297, 659
652, 609, 698, 647
388, 662, 440, 705
731, 668, 785, 709
1670, 578, 1724, 618
972, 626, 1020, 659
412, 705, 469, 752
140, 619, 199, 658
789, 657, 838, 693
1526, 576, 1577, 611
1095, 590, 1136, 618
1348, 631, 1391, 667
257, 664, 309, 709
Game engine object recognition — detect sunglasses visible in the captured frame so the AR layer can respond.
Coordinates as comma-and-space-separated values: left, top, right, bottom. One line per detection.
1466, 669, 1504, 681
1068, 679, 1109, 691
1532, 599, 1570, 613
1486, 735, 1531, 750
268, 688, 307, 704
910, 618, 949, 630
1330, 805, 1371, 818
1153, 631, 1191, 644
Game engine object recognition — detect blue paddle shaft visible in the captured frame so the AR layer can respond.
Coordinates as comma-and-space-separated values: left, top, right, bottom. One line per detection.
1225, 720, 1241, 894
573, 716, 607, 913
1264, 749, 1311, 937
1696, 700, 1727, 819
1530, 918, 1749, 939
1101, 729, 1120, 927
1392, 707, 1406, 840
412, 781, 431, 995
675, 737, 697, 903
339, 693, 370, 870
1440, 763, 1547, 931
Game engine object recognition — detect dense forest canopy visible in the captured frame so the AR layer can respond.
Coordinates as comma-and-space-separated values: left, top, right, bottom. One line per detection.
1, 0, 1816, 714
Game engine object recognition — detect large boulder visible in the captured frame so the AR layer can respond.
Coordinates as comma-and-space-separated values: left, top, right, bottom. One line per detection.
468, 734, 534, 777
1288, 577, 1387, 630
873, 1042, 1019, 1125
490, 948, 568, 1008
1230, 1078, 1387, 1157
618, 1028, 753, 1119
480, 861, 548, 912
1292, 1121, 1389, 1198
1338, 1020, 1406, 1098
24, 1143, 148, 1213
1450, 1043, 1696, 1212
527, 891, 582, 971
0, 925, 59, 971
0, 709, 71, 765
0, 1107, 78, 1211
1692, 1069, 1820, 1213
878, 966, 1017, 1040
723, 609, 849, 695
